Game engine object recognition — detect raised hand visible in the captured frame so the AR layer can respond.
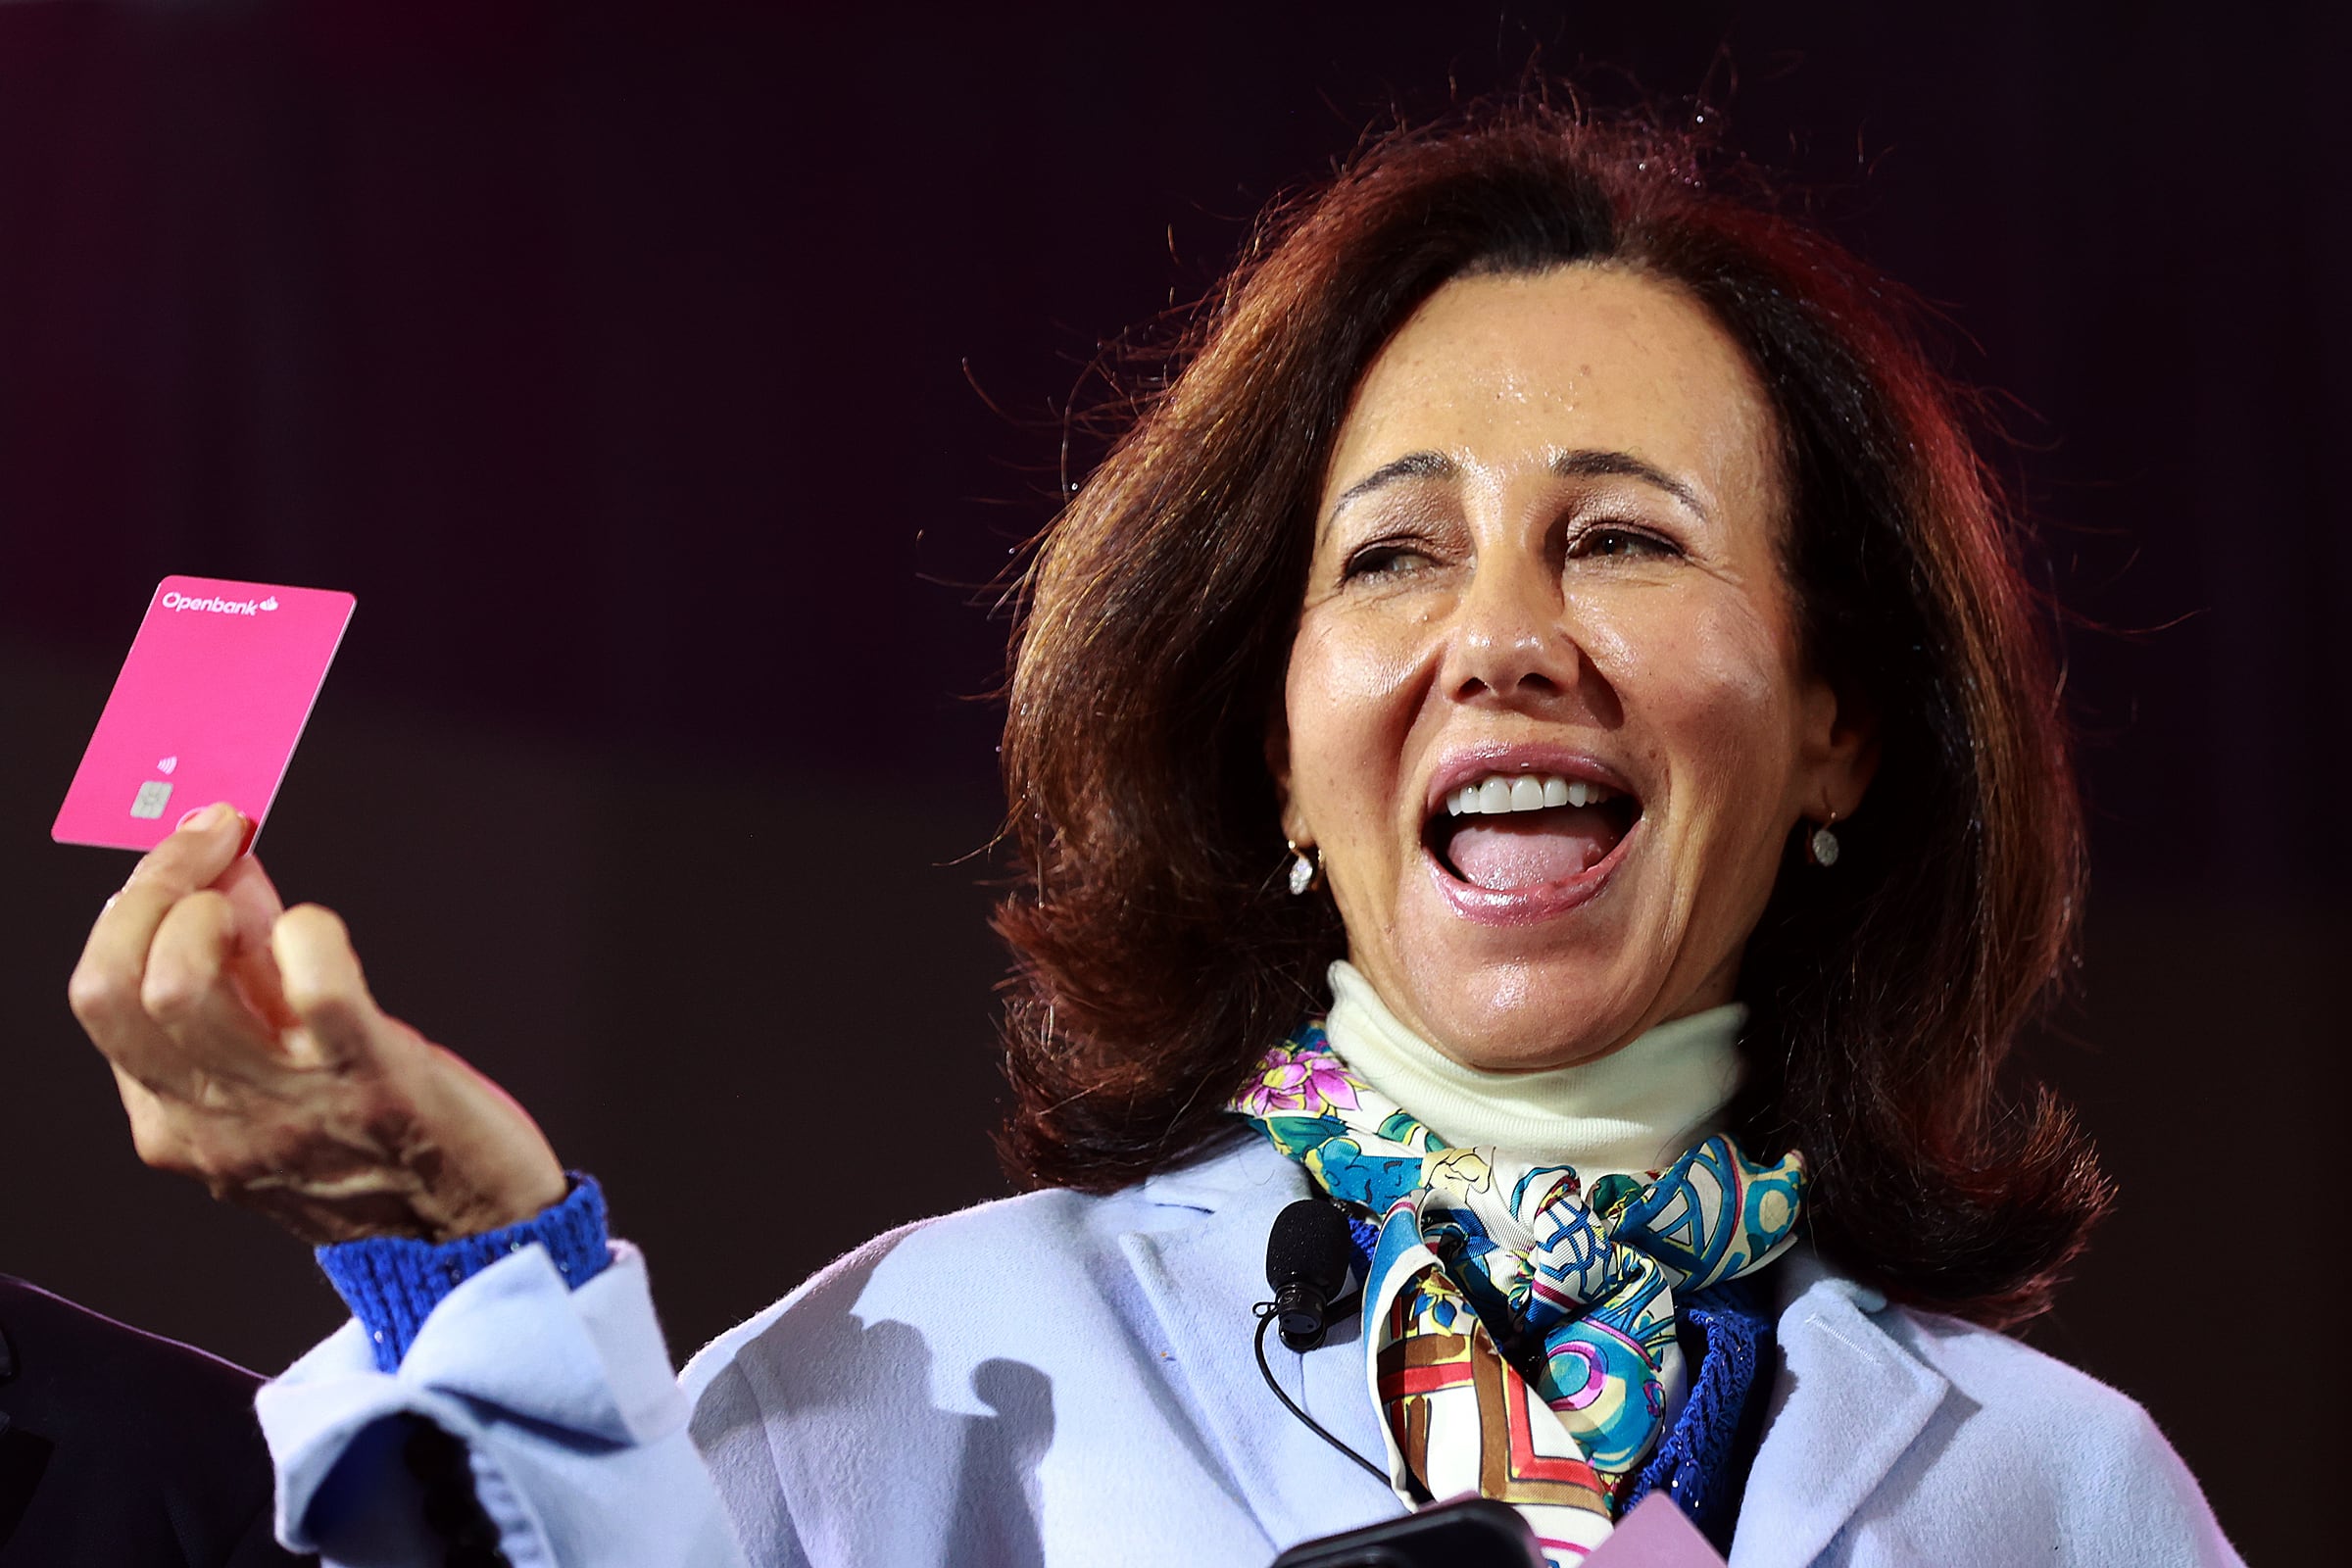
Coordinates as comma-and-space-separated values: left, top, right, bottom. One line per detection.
68, 802, 567, 1245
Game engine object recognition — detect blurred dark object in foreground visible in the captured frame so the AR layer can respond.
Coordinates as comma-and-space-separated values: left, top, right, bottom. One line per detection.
0, 1274, 311, 1565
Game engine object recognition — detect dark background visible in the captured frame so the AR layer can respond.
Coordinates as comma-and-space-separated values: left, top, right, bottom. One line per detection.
1, 0, 2341, 1557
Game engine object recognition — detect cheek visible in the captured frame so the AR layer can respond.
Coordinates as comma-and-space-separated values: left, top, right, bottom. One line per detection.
1577, 587, 1804, 806
1678, 631, 1794, 794
1284, 610, 1431, 807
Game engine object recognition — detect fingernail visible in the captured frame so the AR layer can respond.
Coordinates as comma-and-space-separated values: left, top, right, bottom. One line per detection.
176, 802, 235, 833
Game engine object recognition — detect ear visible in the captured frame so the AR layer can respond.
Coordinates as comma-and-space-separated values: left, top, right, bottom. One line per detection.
1798, 672, 1880, 822
1264, 707, 1308, 846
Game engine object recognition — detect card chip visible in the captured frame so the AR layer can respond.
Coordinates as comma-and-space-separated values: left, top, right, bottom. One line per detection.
128, 780, 173, 819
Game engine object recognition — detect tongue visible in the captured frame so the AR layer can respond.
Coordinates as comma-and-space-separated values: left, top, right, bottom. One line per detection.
1446, 808, 1618, 891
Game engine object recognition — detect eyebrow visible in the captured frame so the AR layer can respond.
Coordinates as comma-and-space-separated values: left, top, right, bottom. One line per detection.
1324, 446, 1709, 529
1549, 449, 1710, 520
1325, 451, 1458, 522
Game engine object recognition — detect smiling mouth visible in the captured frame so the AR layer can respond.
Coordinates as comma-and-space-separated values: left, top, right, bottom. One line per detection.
1426, 771, 1642, 892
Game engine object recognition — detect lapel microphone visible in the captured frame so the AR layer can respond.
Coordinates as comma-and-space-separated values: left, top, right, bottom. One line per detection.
1259, 1200, 1548, 1564
1264, 1198, 1357, 1351
1256, 1197, 1386, 1484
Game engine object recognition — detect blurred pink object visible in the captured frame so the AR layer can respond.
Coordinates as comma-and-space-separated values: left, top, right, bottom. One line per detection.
1583, 1494, 1729, 1568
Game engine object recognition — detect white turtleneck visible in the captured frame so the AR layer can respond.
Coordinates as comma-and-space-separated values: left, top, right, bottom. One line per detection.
1321, 959, 1746, 1178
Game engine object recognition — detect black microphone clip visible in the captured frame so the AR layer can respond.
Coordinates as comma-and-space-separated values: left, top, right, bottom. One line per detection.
1264, 1198, 1355, 1352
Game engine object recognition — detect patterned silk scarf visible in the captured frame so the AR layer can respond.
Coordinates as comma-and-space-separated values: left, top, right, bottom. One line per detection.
1232, 1020, 1806, 1564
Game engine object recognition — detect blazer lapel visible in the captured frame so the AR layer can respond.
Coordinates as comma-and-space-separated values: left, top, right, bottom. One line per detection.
1728, 1252, 1949, 1568
1119, 1138, 1403, 1553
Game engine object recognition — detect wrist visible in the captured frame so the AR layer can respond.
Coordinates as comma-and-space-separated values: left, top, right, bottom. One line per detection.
416, 1162, 570, 1244
317, 1173, 612, 1371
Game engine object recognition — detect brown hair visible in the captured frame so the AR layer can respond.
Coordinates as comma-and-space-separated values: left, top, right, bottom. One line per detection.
993, 102, 2108, 1327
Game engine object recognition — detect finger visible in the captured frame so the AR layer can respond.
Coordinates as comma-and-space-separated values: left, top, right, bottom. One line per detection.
125, 800, 251, 896
272, 905, 386, 1071
217, 853, 286, 935
142, 890, 282, 1080
70, 803, 252, 1052
216, 856, 295, 1029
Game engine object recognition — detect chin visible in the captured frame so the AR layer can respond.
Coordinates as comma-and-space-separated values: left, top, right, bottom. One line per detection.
1396, 951, 1654, 1072
1381, 852, 1673, 1072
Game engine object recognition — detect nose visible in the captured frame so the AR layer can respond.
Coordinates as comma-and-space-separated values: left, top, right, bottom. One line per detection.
1442, 547, 1580, 706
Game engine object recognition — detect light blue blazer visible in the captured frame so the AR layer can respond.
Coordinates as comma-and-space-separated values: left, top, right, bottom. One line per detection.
257, 1135, 2239, 1567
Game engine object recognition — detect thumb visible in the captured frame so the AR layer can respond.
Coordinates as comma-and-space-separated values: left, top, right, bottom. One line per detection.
270, 905, 388, 1071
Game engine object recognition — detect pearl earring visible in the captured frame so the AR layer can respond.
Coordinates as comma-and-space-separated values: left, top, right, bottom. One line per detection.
1805, 814, 1841, 868
1287, 840, 1321, 896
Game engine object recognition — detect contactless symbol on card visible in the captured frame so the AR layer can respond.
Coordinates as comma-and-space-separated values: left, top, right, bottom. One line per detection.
52, 575, 357, 853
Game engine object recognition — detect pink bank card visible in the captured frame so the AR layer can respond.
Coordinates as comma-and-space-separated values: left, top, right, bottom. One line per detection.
52, 575, 355, 852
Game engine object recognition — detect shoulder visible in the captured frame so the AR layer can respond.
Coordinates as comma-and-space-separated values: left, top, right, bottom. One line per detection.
673, 1134, 1314, 1561
1754, 1256, 2238, 1567
1881, 1306, 2234, 1563
685, 1131, 1295, 1392
1874, 1298, 2167, 1454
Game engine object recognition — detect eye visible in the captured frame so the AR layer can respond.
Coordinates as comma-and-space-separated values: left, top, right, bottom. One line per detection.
1569, 522, 1682, 562
1342, 540, 1439, 581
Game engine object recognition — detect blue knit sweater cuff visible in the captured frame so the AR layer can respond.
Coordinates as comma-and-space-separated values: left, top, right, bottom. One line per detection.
316, 1174, 612, 1373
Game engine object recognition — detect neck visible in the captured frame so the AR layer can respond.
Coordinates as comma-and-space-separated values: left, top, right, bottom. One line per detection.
1321, 960, 1747, 1175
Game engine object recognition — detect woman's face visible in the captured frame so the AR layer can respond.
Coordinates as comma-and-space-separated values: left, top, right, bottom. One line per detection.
1276, 266, 1874, 1071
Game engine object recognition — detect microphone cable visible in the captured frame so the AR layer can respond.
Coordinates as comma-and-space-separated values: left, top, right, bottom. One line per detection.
1252, 1298, 1387, 1484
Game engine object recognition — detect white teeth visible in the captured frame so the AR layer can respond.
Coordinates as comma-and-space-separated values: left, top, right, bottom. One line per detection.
1441, 772, 1618, 818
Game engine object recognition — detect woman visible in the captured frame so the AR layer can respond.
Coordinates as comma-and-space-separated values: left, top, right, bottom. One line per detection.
69, 106, 2235, 1565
